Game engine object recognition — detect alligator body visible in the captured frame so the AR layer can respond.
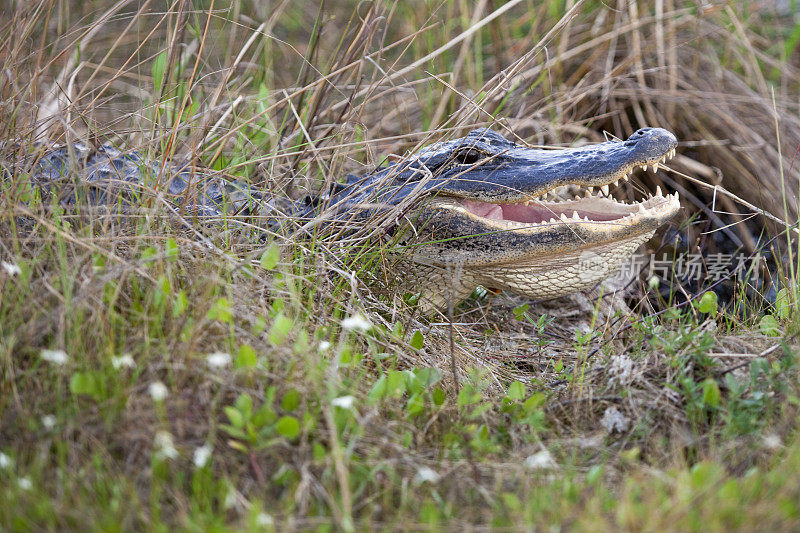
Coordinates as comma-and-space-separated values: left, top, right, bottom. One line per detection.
3, 128, 680, 310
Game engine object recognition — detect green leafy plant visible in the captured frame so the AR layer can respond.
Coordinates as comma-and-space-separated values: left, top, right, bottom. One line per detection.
221, 390, 301, 452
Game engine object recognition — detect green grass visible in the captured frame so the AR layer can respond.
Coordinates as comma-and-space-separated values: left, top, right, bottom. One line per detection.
2, 0, 800, 530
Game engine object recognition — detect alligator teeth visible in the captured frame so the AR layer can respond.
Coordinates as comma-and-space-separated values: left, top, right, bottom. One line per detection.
600, 184, 609, 196
652, 164, 658, 172
587, 186, 594, 194
640, 165, 648, 172
613, 179, 619, 187
572, 211, 581, 221
656, 185, 663, 197
584, 190, 592, 198
549, 217, 557, 223
559, 213, 569, 222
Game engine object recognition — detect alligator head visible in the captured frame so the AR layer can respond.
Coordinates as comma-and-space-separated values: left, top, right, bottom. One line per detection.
336, 128, 681, 309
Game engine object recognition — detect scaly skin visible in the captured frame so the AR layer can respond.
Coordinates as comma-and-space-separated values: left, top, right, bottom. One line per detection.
2, 128, 680, 310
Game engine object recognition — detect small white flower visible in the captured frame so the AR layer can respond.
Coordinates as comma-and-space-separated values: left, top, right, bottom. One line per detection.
18, 477, 32, 491
763, 433, 782, 450
2, 261, 21, 276
256, 513, 274, 526
206, 352, 232, 369
40, 349, 68, 365
524, 450, 557, 470
600, 406, 629, 433
414, 466, 441, 484
648, 275, 660, 290
341, 314, 372, 332
154, 431, 178, 460
193, 444, 213, 468
0, 452, 12, 469
318, 341, 331, 351
148, 381, 168, 402
111, 354, 136, 370
331, 395, 355, 409
41, 415, 57, 430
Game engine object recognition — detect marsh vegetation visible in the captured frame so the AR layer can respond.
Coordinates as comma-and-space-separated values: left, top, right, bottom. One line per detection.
2, 0, 800, 529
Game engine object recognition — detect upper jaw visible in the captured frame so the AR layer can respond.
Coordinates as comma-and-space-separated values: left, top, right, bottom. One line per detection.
521, 143, 678, 201
432, 127, 679, 202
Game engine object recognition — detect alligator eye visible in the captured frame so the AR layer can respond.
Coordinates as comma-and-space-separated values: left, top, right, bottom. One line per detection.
454, 148, 484, 165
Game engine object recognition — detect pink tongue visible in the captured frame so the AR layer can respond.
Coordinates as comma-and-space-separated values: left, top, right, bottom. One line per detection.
463, 200, 503, 220
500, 203, 548, 223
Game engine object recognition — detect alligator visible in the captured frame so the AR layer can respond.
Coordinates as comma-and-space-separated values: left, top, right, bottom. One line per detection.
1, 127, 680, 311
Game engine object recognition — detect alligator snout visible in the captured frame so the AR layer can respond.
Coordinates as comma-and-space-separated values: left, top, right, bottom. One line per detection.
623, 128, 678, 161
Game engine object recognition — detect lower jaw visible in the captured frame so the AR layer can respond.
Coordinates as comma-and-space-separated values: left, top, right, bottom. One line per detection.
471, 231, 655, 299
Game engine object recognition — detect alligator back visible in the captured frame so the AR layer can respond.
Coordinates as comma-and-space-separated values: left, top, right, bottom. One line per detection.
1, 142, 293, 219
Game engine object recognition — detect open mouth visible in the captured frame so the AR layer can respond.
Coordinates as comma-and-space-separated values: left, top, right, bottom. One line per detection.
459, 189, 678, 225
432, 149, 680, 231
